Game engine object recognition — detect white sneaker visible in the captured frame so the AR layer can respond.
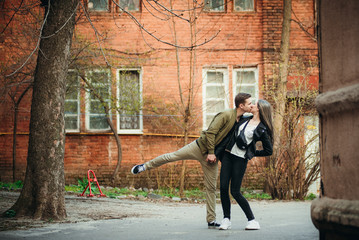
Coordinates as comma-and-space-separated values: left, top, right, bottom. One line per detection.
245, 219, 260, 230
219, 218, 231, 230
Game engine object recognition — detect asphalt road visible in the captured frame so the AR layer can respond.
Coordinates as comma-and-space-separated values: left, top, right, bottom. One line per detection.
0, 200, 318, 240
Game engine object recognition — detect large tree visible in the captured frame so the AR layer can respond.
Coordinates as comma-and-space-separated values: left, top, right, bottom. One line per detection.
262, 0, 320, 199
9, 0, 78, 220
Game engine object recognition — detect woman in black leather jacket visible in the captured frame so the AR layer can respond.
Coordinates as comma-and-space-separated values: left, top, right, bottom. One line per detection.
218, 99, 274, 231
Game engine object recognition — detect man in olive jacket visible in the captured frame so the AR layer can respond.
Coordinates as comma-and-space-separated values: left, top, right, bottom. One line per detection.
131, 93, 253, 228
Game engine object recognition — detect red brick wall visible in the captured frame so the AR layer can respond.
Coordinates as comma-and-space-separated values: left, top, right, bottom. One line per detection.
0, 0, 318, 190
262, 0, 318, 92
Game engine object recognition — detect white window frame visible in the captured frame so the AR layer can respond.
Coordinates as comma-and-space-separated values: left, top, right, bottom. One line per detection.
116, 68, 143, 134
85, 69, 112, 132
202, 68, 229, 129
232, 67, 259, 104
65, 70, 80, 133
233, 0, 255, 12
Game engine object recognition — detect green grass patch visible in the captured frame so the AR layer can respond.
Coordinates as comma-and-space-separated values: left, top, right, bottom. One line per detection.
305, 193, 317, 200
4, 209, 16, 218
184, 188, 206, 199
0, 181, 23, 190
243, 192, 272, 200
1, 181, 275, 201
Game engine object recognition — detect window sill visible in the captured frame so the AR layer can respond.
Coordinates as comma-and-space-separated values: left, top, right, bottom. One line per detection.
204, 11, 227, 14
65, 131, 144, 136
117, 130, 143, 135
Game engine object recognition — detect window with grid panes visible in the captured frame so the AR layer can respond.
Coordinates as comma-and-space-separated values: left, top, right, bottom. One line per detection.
234, 0, 254, 12
233, 67, 258, 104
65, 71, 80, 132
204, 0, 225, 12
117, 69, 142, 133
85, 70, 111, 131
88, 0, 109, 11
203, 69, 229, 129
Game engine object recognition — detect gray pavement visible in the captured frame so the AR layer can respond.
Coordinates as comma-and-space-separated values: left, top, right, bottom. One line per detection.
0, 200, 318, 240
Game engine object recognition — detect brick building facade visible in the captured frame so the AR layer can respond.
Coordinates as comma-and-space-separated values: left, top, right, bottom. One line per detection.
0, 0, 318, 190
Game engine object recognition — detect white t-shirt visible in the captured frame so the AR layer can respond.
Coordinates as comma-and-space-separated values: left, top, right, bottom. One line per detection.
230, 121, 258, 158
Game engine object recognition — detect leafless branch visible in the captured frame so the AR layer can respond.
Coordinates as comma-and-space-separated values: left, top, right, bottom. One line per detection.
0, 0, 25, 34
142, 0, 171, 21
6, 0, 52, 77
149, 0, 190, 22
79, 1, 111, 67
113, 1, 220, 49
291, 9, 317, 42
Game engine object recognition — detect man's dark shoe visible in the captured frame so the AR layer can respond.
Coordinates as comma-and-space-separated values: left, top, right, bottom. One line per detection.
208, 221, 220, 229
131, 164, 146, 174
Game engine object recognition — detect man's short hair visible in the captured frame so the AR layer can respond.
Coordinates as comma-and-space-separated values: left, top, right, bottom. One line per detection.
234, 93, 251, 108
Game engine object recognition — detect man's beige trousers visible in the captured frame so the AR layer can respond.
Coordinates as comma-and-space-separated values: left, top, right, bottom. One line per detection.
144, 141, 218, 223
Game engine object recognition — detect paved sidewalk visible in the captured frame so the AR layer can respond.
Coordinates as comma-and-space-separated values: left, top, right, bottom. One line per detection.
0, 200, 318, 240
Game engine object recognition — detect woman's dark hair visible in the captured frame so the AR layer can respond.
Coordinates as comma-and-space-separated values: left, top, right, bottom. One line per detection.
234, 93, 251, 108
258, 99, 274, 143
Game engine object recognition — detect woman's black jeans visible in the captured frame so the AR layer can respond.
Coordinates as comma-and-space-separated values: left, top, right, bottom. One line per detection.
220, 152, 255, 221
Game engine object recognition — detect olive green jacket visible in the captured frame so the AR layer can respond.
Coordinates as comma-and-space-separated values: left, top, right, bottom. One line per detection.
197, 109, 237, 155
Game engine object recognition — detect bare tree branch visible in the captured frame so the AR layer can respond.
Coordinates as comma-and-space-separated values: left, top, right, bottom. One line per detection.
149, 0, 190, 22
142, 0, 172, 21
0, 0, 25, 34
113, 1, 221, 49
6, 0, 51, 77
79, 1, 111, 67
291, 9, 317, 42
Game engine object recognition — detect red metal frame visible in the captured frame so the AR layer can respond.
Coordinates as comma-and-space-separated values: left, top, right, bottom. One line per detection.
80, 170, 106, 197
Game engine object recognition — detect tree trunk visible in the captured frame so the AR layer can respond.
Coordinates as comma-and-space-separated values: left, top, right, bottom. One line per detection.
10, 84, 32, 182
109, 117, 123, 186
267, 0, 291, 198
10, 0, 78, 220
12, 103, 18, 183
273, 0, 292, 152
179, 124, 189, 197
179, 0, 198, 197
79, 73, 123, 187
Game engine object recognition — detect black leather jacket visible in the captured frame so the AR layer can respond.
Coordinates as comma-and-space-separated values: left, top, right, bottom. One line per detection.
225, 115, 273, 160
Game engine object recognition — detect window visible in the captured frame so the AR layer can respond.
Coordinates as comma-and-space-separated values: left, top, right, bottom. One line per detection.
85, 69, 111, 131
234, 0, 254, 12
233, 67, 258, 103
88, 0, 109, 11
117, 69, 142, 133
203, 68, 229, 129
118, 0, 140, 11
204, 0, 225, 12
65, 71, 80, 132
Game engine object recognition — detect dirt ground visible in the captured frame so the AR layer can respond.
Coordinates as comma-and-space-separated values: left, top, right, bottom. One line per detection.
0, 190, 187, 231
0, 191, 319, 240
